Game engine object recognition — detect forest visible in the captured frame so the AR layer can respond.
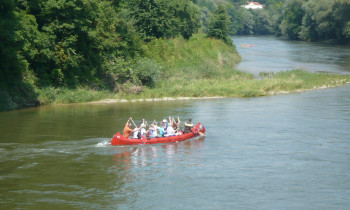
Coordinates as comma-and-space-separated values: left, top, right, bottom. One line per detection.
1, 0, 350, 111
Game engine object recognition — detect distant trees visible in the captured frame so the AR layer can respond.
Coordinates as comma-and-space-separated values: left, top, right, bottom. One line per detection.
203, 0, 350, 43
207, 5, 232, 45
279, 0, 305, 40
279, 0, 350, 42
225, 1, 279, 36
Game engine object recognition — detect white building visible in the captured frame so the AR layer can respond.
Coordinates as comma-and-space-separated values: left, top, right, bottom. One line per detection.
241, 1, 265, 9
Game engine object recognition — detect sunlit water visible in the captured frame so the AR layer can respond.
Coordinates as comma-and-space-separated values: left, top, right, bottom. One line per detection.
1, 86, 350, 209
232, 36, 350, 76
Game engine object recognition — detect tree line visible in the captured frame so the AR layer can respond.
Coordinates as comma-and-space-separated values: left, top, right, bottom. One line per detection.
279, 0, 350, 42
200, 0, 350, 43
0, 0, 233, 91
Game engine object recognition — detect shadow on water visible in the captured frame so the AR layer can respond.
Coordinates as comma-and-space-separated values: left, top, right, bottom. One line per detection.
111, 136, 206, 169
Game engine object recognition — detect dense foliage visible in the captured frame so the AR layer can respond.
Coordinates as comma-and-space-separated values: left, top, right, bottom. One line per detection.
225, 0, 350, 42
295, 0, 350, 42
200, 0, 350, 42
127, 0, 201, 41
0, 0, 201, 110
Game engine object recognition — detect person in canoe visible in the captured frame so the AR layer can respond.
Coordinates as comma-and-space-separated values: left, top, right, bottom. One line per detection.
123, 117, 140, 138
133, 123, 143, 139
170, 116, 182, 136
184, 118, 193, 134
164, 122, 175, 137
162, 119, 168, 136
147, 124, 158, 139
158, 122, 165, 137
140, 119, 147, 137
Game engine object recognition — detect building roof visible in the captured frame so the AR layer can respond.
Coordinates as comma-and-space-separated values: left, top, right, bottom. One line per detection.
248, 1, 264, 6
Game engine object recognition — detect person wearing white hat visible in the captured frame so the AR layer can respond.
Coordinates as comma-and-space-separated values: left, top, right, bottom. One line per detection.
140, 119, 148, 137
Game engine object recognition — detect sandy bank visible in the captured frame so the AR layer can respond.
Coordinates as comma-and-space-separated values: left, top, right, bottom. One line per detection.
89, 96, 225, 104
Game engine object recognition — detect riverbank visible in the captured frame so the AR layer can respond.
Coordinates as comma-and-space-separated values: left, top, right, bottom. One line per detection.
2, 70, 350, 111
94, 80, 350, 104
2, 34, 350, 111
89, 81, 350, 104
40, 70, 350, 106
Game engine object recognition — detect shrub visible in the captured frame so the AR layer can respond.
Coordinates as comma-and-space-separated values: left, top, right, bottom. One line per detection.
133, 58, 162, 87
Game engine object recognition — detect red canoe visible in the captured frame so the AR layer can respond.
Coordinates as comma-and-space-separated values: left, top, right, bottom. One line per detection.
111, 123, 206, 146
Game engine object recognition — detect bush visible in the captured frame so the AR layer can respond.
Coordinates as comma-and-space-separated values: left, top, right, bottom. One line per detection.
102, 57, 136, 91
37, 87, 57, 105
133, 58, 162, 87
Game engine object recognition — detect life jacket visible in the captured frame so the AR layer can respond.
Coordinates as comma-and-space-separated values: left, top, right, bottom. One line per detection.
184, 123, 193, 134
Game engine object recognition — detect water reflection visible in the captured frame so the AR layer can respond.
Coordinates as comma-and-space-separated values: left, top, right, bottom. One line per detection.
112, 137, 206, 169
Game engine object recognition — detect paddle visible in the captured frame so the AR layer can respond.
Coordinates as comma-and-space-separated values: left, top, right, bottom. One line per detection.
130, 118, 137, 127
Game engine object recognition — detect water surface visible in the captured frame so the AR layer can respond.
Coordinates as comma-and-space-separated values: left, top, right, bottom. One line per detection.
232, 36, 350, 76
1, 86, 350, 209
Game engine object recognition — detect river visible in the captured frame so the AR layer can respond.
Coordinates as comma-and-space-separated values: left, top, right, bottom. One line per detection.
1, 36, 350, 209
233, 36, 350, 76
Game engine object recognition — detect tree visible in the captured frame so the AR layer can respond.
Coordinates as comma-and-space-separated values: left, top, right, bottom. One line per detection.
128, 0, 176, 41
299, 0, 350, 42
0, 0, 23, 88
253, 9, 273, 34
227, 4, 244, 35
280, 0, 305, 40
128, 0, 201, 41
241, 9, 254, 35
332, 0, 350, 42
171, 0, 201, 40
0, 0, 39, 110
207, 5, 232, 45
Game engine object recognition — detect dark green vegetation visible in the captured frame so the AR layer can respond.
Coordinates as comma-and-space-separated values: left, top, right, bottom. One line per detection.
1, 0, 350, 111
0, 0, 201, 110
281, 0, 350, 42
202, 0, 350, 42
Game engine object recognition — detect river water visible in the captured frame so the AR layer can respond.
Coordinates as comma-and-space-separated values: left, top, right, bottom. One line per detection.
233, 36, 350, 76
1, 37, 350, 209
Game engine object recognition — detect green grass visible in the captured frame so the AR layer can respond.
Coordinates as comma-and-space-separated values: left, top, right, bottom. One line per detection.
37, 87, 115, 105
143, 34, 243, 79
136, 71, 350, 98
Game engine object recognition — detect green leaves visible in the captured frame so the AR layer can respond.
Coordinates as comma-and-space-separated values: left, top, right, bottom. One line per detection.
207, 5, 232, 45
280, 0, 305, 40
171, 0, 201, 40
128, 0, 200, 41
280, 0, 350, 42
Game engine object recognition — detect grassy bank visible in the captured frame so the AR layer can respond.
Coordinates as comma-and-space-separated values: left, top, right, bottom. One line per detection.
127, 34, 350, 98
1, 34, 350, 111
35, 69, 350, 105
130, 70, 350, 99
